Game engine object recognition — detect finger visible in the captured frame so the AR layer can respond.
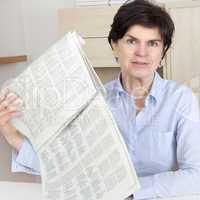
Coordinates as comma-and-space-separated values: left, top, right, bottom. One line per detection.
10, 111, 23, 118
0, 99, 9, 109
0, 110, 22, 120
0, 98, 23, 113
0, 95, 19, 108
7, 106, 22, 112
0, 88, 9, 102
0, 104, 6, 112
0, 109, 12, 117
0, 111, 22, 126
9, 97, 23, 107
0, 87, 9, 97
0, 108, 22, 117
0, 100, 10, 112
5, 92, 19, 104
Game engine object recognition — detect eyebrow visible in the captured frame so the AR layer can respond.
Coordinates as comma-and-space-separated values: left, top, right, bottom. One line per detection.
124, 34, 162, 42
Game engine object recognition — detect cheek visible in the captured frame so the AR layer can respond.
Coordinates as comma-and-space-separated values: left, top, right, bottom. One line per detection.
152, 53, 162, 66
118, 51, 131, 65
118, 57, 130, 71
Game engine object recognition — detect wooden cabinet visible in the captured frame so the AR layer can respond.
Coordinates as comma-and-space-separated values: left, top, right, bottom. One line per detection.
58, 7, 119, 68
58, 1, 200, 92
58, 6, 120, 83
165, 1, 200, 101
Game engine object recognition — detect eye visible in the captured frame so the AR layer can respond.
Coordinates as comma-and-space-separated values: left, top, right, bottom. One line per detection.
148, 41, 159, 47
126, 38, 137, 45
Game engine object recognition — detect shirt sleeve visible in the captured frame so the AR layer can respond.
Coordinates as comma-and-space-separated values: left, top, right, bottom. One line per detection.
12, 138, 40, 175
134, 89, 200, 199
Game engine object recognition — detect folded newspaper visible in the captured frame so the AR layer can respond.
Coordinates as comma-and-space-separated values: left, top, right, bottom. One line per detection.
8, 32, 140, 200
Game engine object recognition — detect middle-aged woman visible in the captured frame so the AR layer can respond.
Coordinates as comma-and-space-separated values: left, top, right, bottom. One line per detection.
0, 0, 200, 199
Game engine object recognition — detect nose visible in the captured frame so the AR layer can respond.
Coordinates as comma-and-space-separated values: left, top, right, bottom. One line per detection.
134, 43, 148, 57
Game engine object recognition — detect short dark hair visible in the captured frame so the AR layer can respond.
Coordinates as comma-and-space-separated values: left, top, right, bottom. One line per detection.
108, 0, 175, 58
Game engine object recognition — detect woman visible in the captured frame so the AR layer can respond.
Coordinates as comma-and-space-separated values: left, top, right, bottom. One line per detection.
1, 0, 200, 199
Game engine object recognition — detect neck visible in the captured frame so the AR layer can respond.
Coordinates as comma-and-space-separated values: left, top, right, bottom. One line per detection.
121, 73, 155, 98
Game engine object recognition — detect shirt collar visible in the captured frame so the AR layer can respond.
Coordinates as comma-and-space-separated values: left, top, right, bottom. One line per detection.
112, 73, 126, 94
114, 71, 164, 103
148, 72, 164, 103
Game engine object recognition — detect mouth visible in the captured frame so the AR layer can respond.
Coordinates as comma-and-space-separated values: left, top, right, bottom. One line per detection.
130, 61, 149, 68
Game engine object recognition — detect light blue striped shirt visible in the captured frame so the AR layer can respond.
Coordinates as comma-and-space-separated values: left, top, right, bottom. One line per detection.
12, 72, 200, 199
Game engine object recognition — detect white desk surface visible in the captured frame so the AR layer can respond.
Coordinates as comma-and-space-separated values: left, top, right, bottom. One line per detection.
0, 181, 42, 200
0, 181, 199, 200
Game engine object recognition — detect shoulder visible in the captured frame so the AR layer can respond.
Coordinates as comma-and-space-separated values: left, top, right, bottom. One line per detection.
103, 80, 120, 105
162, 79, 194, 99
104, 79, 119, 93
163, 79, 199, 119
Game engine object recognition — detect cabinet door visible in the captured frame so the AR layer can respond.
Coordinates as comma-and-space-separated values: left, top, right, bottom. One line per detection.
58, 7, 119, 68
58, 6, 121, 83
166, 1, 200, 100
58, 6, 118, 38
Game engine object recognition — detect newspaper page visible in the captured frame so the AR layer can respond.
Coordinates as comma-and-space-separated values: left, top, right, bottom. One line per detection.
9, 32, 97, 150
8, 32, 140, 199
39, 93, 139, 200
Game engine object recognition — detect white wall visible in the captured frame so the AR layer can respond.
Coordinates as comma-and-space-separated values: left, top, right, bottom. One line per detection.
0, 0, 192, 182
20, 0, 75, 61
0, 0, 74, 182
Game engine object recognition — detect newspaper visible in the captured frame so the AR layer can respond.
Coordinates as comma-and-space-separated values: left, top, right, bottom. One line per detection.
8, 32, 140, 200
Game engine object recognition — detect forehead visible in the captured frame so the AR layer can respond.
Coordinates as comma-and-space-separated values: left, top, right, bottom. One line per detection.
124, 25, 162, 41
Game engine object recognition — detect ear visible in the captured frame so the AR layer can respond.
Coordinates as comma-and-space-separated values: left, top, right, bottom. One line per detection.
158, 59, 163, 68
111, 40, 119, 58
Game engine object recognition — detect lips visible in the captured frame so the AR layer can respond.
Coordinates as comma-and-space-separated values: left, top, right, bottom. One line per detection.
131, 61, 149, 68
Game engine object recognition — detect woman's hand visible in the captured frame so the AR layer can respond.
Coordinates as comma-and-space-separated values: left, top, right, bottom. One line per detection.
0, 87, 24, 151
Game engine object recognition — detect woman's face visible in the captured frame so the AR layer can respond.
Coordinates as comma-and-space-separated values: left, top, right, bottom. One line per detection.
112, 25, 164, 81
